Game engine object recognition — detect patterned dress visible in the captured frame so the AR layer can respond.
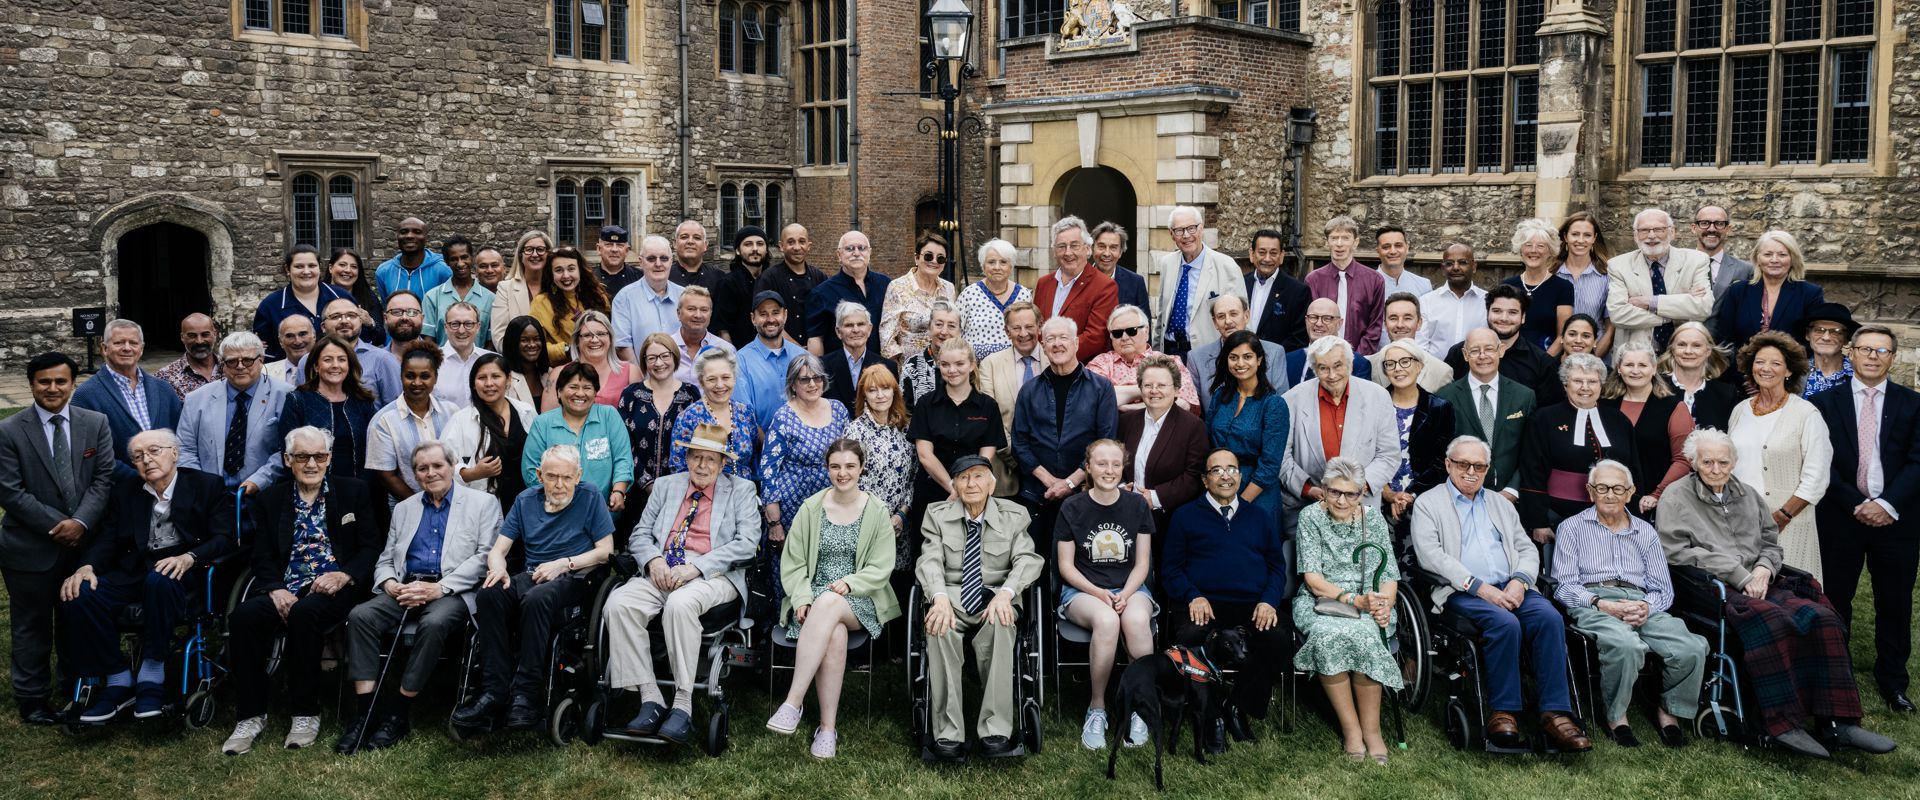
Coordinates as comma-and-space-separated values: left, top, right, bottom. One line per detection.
668, 398, 760, 478
843, 413, 916, 568
1387, 405, 1416, 492
619, 379, 700, 491
786, 518, 882, 639
901, 349, 939, 404
878, 275, 955, 359
1291, 503, 1402, 688
956, 281, 1032, 360
760, 401, 851, 528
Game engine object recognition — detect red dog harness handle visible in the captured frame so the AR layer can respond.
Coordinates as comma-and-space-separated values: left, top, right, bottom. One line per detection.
1165, 645, 1220, 684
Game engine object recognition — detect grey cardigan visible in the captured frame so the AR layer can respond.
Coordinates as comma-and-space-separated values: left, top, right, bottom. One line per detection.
1409, 481, 1540, 612
1654, 473, 1782, 588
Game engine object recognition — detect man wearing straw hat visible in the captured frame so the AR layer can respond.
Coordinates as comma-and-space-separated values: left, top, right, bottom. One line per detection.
604, 422, 763, 744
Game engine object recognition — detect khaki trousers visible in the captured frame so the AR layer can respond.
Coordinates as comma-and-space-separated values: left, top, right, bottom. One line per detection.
604, 575, 738, 692
926, 603, 1021, 742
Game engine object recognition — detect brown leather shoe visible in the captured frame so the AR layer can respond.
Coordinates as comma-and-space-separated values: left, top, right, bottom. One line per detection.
1541, 713, 1593, 752
1485, 711, 1524, 747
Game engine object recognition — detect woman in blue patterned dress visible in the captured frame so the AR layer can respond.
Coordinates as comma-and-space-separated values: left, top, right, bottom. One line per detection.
668, 348, 758, 477
1205, 330, 1290, 529
760, 354, 851, 539
619, 332, 700, 496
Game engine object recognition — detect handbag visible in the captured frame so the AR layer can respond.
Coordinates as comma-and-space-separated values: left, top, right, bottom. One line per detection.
1313, 597, 1362, 619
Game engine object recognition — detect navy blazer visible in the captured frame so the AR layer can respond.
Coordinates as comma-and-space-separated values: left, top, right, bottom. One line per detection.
247, 477, 383, 594
1248, 270, 1315, 352
71, 369, 183, 481
822, 349, 898, 411
1405, 388, 1456, 496
1284, 348, 1372, 387
83, 468, 236, 585
1715, 279, 1825, 354
1113, 267, 1153, 332
1810, 380, 1920, 520
1010, 367, 1119, 502
274, 390, 379, 481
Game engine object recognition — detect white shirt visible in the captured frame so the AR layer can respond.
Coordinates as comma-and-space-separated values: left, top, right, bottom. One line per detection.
1050, 268, 1081, 318
1206, 493, 1240, 521
1134, 408, 1168, 509
434, 344, 497, 408
142, 472, 178, 516
1417, 284, 1489, 358
1571, 406, 1612, 447
34, 403, 71, 458
1852, 378, 1898, 519
1248, 270, 1278, 332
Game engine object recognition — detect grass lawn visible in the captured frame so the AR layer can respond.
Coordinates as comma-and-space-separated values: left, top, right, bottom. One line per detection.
0, 576, 1916, 799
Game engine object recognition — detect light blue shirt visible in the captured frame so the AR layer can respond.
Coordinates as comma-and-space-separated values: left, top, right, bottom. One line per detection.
375, 251, 450, 304
611, 280, 684, 352
1448, 482, 1512, 589
736, 339, 799, 432
365, 396, 458, 494
522, 404, 635, 494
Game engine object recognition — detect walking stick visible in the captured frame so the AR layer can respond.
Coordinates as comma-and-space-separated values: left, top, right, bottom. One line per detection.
1352, 541, 1407, 750
351, 603, 413, 755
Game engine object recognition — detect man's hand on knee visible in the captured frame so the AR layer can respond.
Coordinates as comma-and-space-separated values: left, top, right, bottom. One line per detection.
984, 590, 1017, 627
925, 595, 956, 637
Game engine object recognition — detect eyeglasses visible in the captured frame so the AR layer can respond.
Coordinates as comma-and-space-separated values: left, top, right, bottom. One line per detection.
1807, 325, 1848, 338
841, 244, 871, 253
1205, 465, 1240, 476
1305, 314, 1340, 325
324, 312, 361, 321
1464, 346, 1500, 358
288, 452, 331, 464
522, 246, 550, 255
919, 251, 947, 265
1171, 225, 1203, 237
1324, 488, 1361, 502
1854, 345, 1896, 357
221, 356, 261, 369
1447, 458, 1490, 474
645, 352, 678, 364
1692, 220, 1730, 229
1381, 356, 1419, 371
387, 309, 422, 318
129, 445, 175, 464
1108, 326, 1143, 339
445, 320, 478, 329
1588, 484, 1633, 497
1634, 226, 1672, 235
578, 330, 610, 340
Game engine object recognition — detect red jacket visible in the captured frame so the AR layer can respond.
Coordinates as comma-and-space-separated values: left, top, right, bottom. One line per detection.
1034, 267, 1118, 363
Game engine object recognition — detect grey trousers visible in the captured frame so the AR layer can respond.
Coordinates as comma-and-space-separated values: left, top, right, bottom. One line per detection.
926, 603, 1021, 742
604, 576, 738, 693
346, 591, 470, 694
1565, 586, 1707, 723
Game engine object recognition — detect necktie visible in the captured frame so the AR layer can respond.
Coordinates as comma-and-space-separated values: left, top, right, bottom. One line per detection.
1858, 387, 1879, 491
1648, 260, 1673, 353
1167, 262, 1194, 343
1219, 503, 1233, 533
225, 391, 250, 478
1336, 269, 1350, 338
961, 518, 987, 614
666, 489, 704, 567
1477, 384, 1496, 446
1020, 354, 1035, 385
50, 414, 74, 501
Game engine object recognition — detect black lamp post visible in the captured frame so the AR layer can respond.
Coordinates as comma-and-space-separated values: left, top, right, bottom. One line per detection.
923, 0, 982, 284
1286, 107, 1319, 276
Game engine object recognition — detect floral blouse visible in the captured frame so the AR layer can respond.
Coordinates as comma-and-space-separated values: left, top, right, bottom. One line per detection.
667, 398, 760, 478
283, 487, 339, 594
878, 276, 955, 360
844, 412, 917, 569
1804, 356, 1852, 398
1085, 349, 1201, 409
619, 379, 700, 491
760, 401, 851, 527
957, 281, 1033, 360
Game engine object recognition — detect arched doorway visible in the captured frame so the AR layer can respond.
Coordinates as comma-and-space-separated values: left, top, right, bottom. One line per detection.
116, 222, 213, 338
1058, 166, 1138, 272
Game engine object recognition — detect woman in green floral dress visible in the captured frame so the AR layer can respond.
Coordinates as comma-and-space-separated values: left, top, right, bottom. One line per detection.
1293, 457, 1401, 764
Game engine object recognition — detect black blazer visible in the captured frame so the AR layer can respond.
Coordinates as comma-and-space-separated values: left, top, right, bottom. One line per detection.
1517, 402, 1639, 530
1664, 374, 1739, 433
247, 477, 383, 595
1810, 380, 1920, 520
822, 349, 898, 411
83, 468, 236, 585
1405, 389, 1456, 496
1247, 270, 1315, 352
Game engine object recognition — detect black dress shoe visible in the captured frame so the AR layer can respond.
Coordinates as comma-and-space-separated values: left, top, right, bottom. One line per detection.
334, 712, 373, 754
505, 696, 542, 731
17, 700, 58, 726
979, 735, 1018, 757
1205, 719, 1230, 754
1658, 724, 1687, 748
930, 738, 967, 762
1608, 724, 1641, 748
1222, 705, 1257, 743
656, 709, 693, 744
363, 713, 411, 751
1886, 692, 1916, 713
451, 693, 505, 729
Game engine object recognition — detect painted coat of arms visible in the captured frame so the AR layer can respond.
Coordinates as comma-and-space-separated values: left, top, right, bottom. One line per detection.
1057, 0, 1138, 51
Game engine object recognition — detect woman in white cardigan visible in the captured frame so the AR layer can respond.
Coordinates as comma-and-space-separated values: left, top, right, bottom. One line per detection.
441, 353, 539, 513
1727, 331, 1832, 580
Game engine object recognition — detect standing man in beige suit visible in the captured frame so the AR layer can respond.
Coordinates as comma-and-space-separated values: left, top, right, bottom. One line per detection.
1607, 209, 1712, 356
1155, 206, 1248, 359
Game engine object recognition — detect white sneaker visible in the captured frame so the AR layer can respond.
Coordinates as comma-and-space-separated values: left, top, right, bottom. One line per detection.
284, 715, 321, 749
223, 715, 267, 756
1081, 708, 1110, 750
1126, 713, 1150, 748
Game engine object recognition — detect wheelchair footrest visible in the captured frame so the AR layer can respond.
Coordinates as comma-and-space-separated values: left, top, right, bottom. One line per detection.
723, 644, 759, 669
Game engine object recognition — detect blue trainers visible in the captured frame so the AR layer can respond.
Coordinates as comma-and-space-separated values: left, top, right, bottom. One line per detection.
657, 709, 693, 744
78, 685, 134, 723
133, 683, 166, 719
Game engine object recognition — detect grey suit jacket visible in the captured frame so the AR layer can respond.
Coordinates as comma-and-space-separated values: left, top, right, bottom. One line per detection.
375, 484, 503, 609
628, 472, 761, 599
915, 496, 1045, 604
177, 377, 291, 488
1708, 253, 1754, 335
1278, 378, 1402, 512
1409, 482, 1539, 612
0, 405, 116, 572
1187, 338, 1289, 414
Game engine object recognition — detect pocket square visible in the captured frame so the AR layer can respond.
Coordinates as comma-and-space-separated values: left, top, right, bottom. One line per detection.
1505, 412, 1524, 420
83, 448, 97, 458
342, 513, 357, 525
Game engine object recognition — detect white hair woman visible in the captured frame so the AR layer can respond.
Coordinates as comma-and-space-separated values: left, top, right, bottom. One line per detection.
1293, 456, 1399, 764
1503, 218, 1574, 353
1517, 353, 1637, 543
956, 238, 1032, 360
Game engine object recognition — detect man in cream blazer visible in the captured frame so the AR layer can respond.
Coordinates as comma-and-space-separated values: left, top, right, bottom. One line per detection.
1155, 206, 1249, 356
1606, 208, 1713, 356
975, 302, 1044, 496
1279, 337, 1403, 523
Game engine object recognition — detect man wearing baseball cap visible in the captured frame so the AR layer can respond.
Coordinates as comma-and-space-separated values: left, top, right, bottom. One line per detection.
735, 290, 802, 433
594, 225, 643, 299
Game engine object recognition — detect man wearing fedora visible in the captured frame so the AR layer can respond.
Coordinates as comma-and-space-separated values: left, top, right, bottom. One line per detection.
917, 454, 1045, 761
1800, 302, 1861, 398
604, 422, 762, 743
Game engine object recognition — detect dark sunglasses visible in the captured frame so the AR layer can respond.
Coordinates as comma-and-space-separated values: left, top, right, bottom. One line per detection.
919, 251, 948, 265
1108, 326, 1143, 339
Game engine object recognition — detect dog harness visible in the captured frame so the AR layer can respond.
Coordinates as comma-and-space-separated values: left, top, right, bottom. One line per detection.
1165, 645, 1221, 684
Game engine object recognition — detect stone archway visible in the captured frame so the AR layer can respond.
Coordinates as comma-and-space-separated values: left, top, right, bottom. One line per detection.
89, 193, 239, 336
1055, 166, 1139, 272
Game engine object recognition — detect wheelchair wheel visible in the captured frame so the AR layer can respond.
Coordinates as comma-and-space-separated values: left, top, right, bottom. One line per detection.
580, 697, 606, 746
184, 691, 217, 729
703, 704, 730, 756
1442, 699, 1474, 750
1394, 592, 1431, 714
1021, 702, 1044, 754
549, 697, 580, 746
1694, 706, 1743, 741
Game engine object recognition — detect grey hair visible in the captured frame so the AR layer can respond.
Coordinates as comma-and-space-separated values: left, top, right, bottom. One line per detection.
1321, 457, 1367, 490
928, 299, 961, 322
1040, 315, 1078, 341
834, 300, 872, 328
219, 331, 264, 360
1380, 337, 1425, 364
539, 444, 582, 472
1559, 352, 1608, 385
1304, 335, 1354, 368
1511, 217, 1563, 259
640, 234, 672, 253
1682, 427, 1736, 464
1167, 206, 1203, 228
284, 425, 335, 454
783, 352, 829, 399
694, 347, 737, 382
1108, 304, 1148, 330
411, 439, 456, 468
130, 427, 181, 451
1586, 459, 1633, 485
446, 301, 481, 321
1091, 221, 1129, 247
104, 318, 144, 343
1051, 215, 1092, 246
978, 238, 1017, 266
1445, 435, 1491, 461
1634, 208, 1675, 231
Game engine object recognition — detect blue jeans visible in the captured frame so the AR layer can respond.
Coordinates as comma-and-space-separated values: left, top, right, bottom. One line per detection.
1444, 585, 1572, 714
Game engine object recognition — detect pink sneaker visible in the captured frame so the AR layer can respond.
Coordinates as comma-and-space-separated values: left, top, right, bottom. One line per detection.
766, 702, 803, 735
810, 727, 838, 759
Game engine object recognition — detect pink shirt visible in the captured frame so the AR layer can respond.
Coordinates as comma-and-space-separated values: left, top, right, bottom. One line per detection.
1085, 349, 1200, 409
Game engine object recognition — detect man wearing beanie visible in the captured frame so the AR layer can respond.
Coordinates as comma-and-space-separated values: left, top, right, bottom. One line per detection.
720, 225, 771, 347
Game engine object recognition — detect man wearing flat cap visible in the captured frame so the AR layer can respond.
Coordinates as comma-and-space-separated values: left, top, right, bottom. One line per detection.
595, 225, 643, 299
917, 454, 1044, 761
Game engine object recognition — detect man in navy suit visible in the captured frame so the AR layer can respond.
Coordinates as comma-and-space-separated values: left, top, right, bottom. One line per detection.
819, 299, 896, 410
1091, 221, 1153, 335
1810, 324, 1920, 713
1246, 229, 1313, 351
72, 319, 183, 480
1283, 298, 1371, 386
177, 331, 290, 494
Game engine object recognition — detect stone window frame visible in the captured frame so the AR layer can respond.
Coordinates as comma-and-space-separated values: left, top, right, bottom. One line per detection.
1002, 0, 1065, 39
715, 174, 791, 251
719, 1, 787, 79
797, 0, 851, 166
541, 159, 650, 259
1357, 0, 1544, 184
1617, 0, 1891, 176
268, 151, 382, 256
552, 0, 636, 69
1211, 0, 1303, 32
231, 0, 368, 50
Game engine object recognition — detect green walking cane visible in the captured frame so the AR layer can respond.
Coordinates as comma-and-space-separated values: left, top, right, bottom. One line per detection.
1353, 541, 1407, 750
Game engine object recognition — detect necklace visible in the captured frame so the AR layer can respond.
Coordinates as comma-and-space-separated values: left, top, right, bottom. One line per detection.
1517, 275, 1548, 296
1750, 391, 1787, 416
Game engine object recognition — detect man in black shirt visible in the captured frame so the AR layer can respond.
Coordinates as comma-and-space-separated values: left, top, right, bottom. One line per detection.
669, 220, 733, 343
754, 223, 827, 343
718, 226, 769, 349
593, 225, 642, 299
1444, 284, 1563, 407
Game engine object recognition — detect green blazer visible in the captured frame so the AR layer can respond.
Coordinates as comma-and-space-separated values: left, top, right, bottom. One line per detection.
1434, 376, 1535, 493
779, 489, 902, 627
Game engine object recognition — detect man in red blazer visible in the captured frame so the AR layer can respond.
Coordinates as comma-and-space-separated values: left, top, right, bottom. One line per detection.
1035, 216, 1118, 363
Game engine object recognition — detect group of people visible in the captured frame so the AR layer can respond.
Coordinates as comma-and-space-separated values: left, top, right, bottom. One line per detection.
0, 203, 1910, 767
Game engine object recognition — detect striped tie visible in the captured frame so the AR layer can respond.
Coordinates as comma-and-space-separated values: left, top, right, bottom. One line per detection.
961, 518, 987, 614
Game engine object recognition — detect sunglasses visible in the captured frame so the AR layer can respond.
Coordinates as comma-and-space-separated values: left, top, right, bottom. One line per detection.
1108, 326, 1143, 339
919, 251, 947, 265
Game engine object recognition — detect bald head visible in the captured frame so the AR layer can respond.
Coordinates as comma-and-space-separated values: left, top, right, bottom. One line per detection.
1305, 297, 1343, 340
179, 313, 217, 363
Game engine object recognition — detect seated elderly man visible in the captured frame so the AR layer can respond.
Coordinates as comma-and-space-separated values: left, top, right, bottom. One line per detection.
1550, 459, 1705, 749
58, 429, 234, 723
454, 444, 615, 733
917, 454, 1045, 762
338, 441, 502, 754
1656, 428, 1895, 759
225, 426, 381, 755
1410, 435, 1591, 752
1162, 449, 1289, 751
176, 331, 289, 494
605, 423, 761, 744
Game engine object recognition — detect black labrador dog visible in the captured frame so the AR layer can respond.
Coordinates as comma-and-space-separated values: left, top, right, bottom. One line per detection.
1106, 627, 1250, 790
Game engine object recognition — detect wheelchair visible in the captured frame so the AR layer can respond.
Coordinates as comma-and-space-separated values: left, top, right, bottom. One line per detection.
445, 562, 623, 745
575, 556, 757, 756
1664, 562, 1839, 749
64, 488, 251, 733
1275, 538, 1431, 740
904, 583, 1047, 760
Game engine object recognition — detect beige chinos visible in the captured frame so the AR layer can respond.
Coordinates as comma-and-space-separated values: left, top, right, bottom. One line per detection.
604, 575, 739, 702
926, 597, 1022, 742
